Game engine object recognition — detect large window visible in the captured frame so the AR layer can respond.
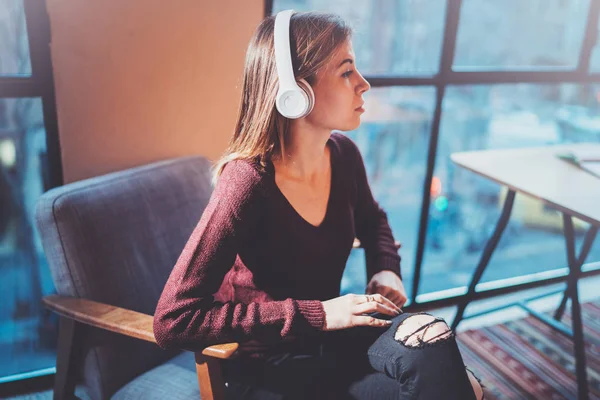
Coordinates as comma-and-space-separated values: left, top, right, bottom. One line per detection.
271, 1, 600, 303
0, 0, 61, 383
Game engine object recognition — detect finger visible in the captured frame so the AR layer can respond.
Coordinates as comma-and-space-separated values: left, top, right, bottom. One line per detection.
365, 282, 374, 295
396, 295, 408, 309
384, 293, 400, 307
374, 293, 402, 313
353, 315, 394, 328
356, 294, 377, 305
359, 293, 402, 313
374, 285, 390, 297
354, 300, 399, 317
385, 290, 406, 311
357, 293, 402, 312
385, 292, 404, 308
394, 291, 408, 308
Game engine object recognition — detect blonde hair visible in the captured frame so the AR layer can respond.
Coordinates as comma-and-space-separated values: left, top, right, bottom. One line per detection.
211, 11, 353, 185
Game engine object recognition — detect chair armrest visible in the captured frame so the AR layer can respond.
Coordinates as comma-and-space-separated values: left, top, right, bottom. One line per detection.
353, 238, 401, 250
42, 294, 238, 359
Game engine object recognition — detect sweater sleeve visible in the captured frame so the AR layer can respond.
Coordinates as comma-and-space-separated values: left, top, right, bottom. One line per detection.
153, 160, 325, 352
346, 136, 402, 282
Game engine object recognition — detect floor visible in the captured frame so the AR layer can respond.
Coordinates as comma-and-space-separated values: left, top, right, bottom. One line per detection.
5, 273, 600, 400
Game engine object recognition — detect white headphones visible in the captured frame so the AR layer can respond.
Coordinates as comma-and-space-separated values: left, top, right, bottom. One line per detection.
274, 9, 315, 119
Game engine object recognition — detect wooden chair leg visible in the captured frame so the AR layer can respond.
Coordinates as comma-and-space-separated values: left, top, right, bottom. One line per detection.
54, 317, 85, 400
194, 353, 225, 400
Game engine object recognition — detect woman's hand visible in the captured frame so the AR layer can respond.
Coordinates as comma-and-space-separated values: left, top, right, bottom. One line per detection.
366, 270, 407, 308
321, 293, 402, 331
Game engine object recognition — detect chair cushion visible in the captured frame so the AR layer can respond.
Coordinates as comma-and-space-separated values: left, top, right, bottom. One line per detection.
111, 352, 200, 400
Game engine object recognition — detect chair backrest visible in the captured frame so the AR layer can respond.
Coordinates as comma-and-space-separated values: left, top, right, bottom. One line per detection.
35, 155, 213, 399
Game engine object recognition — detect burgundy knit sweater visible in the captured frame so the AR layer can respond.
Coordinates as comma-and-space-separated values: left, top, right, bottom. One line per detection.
153, 132, 401, 357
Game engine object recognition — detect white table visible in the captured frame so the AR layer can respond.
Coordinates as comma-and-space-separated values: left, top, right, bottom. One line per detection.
450, 143, 600, 400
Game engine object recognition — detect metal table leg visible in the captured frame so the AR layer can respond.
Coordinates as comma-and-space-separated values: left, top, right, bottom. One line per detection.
450, 189, 516, 331
562, 214, 598, 400
554, 222, 597, 322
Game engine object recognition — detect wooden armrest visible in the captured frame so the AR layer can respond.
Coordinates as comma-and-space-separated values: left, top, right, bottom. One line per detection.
42, 294, 238, 359
353, 238, 401, 250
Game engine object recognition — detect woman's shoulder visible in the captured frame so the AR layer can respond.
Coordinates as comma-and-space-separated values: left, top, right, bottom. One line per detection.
216, 158, 270, 200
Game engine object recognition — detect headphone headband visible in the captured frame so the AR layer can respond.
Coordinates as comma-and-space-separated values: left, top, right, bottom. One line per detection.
273, 9, 314, 119
274, 10, 297, 92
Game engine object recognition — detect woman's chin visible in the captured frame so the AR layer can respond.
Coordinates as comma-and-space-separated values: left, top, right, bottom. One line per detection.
348, 118, 363, 131
336, 118, 362, 132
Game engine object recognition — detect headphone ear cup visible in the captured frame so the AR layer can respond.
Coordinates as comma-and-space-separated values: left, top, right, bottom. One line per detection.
296, 78, 315, 116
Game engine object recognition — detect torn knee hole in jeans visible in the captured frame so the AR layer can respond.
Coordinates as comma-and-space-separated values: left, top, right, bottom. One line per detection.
394, 314, 454, 348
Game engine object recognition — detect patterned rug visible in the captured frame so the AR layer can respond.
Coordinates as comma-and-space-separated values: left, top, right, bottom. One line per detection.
456, 300, 600, 400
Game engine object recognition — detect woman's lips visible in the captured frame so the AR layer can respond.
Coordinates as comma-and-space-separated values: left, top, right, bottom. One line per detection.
355, 106, 365, 112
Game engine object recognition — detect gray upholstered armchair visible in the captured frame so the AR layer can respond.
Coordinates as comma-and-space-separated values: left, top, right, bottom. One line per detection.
34, 155, 400, 399
35, 155, 236, 400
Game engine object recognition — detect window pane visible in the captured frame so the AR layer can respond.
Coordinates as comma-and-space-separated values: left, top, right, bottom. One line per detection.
340, 86, 437, 300
0, 0, 32, 76
454, 0, 589, 70
420, 84, 600, 297
0, 97, 55, 378
273, 0, 446, 76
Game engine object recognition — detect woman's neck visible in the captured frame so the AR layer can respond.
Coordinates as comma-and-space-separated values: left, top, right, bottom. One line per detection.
273, 125, 331, 182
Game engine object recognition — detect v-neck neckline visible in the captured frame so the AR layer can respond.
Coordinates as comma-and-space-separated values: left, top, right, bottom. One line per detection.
268, 137, 336, 230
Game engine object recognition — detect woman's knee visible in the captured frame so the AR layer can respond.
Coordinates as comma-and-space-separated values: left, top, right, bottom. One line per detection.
394, 312, 453, 347
466, 367, 485, 400
367, 314, 459, 377
367, 312, 456, 376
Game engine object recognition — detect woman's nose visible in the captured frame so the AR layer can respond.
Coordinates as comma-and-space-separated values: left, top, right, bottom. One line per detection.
358, 75, 371, 94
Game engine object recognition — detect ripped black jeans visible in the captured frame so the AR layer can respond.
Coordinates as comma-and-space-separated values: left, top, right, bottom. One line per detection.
222, 312, 485, 400
365, 311, 485, 399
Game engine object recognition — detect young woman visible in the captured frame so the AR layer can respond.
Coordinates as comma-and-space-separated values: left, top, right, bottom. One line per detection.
154, 10, 485, 400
